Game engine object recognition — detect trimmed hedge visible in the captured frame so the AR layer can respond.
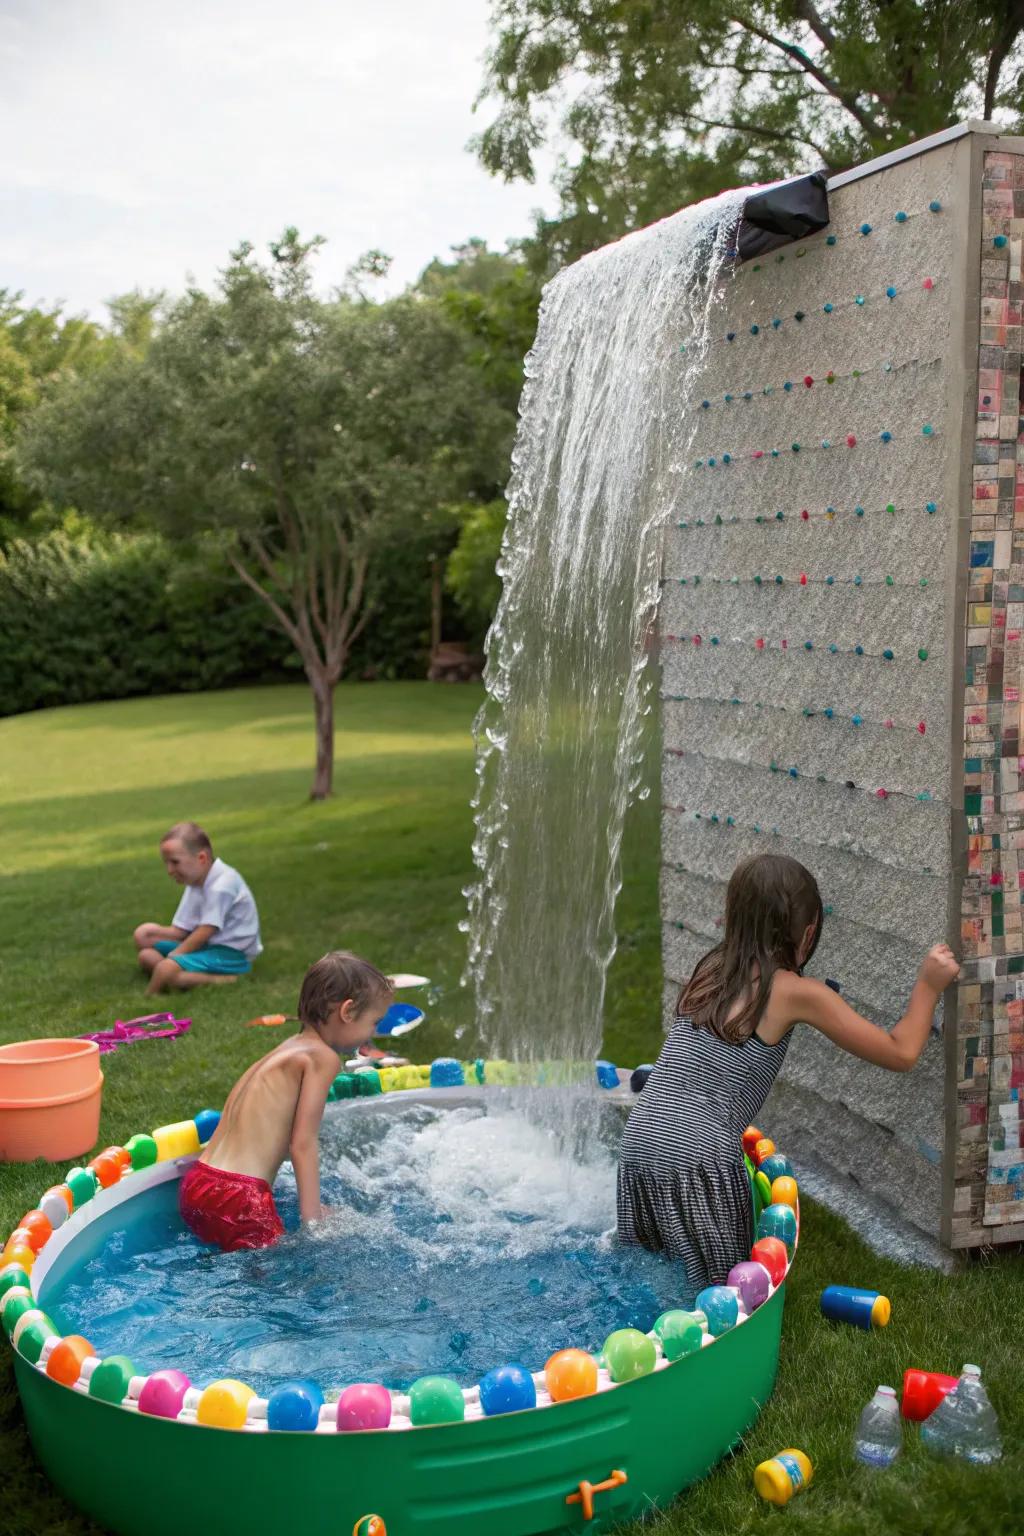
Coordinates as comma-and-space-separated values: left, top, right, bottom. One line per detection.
0, 534, 438, 717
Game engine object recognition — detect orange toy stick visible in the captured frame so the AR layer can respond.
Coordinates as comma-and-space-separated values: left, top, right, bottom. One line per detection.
244, 1014, 295, 1028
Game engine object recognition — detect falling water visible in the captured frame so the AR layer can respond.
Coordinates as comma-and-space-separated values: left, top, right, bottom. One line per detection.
463, 189, 750, 1067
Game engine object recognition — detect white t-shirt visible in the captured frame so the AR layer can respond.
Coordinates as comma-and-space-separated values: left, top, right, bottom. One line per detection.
172, 857, 263, 958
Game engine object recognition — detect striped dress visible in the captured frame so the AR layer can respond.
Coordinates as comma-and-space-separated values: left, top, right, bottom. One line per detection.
617, 1013, 790, 1294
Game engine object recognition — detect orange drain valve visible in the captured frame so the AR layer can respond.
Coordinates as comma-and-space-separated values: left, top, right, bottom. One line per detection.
566, 1469, 628, 1521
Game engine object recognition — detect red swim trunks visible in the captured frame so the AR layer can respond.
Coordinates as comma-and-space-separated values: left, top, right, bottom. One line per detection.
178, 1161, 284, 1252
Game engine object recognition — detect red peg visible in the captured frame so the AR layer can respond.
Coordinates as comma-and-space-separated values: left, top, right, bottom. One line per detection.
846, 434, 857, 447
755, 638, 765, 650
917, 722, 926, 734
876, 788, 888, 800
922, 277, 935, 290
803, 375, 814, 387
799, 573, 807, 585
800, 509, 809, 520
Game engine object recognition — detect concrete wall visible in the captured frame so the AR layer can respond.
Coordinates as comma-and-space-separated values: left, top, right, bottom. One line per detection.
659, 135, 969, 1240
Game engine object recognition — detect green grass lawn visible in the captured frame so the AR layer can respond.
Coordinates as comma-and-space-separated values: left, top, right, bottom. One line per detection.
0, 684, 1021, 1536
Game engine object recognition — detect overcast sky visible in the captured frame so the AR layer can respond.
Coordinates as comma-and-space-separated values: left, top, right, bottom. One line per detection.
0, 0, 557, 321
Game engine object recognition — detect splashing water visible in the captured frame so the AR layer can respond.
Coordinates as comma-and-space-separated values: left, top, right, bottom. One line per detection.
462, 191, 747, 1066
46, 1097, 682, 1392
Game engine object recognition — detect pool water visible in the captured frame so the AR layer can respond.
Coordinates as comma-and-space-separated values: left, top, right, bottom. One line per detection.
46, 1096, 684, 1393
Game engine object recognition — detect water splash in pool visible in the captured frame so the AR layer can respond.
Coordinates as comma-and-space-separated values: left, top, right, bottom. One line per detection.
46, 1097, 684, 1392
462, 190, 746, 1066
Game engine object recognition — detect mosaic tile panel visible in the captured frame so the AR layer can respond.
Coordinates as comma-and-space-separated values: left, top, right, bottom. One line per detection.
954, 149, 1024, 1241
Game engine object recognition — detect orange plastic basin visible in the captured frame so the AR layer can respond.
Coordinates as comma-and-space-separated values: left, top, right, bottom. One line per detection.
0, 1040, 103, 1162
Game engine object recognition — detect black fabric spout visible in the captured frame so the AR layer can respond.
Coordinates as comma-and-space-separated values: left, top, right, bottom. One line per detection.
734, 171, 830, 262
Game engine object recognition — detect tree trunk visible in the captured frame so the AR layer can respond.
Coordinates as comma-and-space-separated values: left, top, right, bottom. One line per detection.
430, 557, 443, 654
310, 672, 336, 800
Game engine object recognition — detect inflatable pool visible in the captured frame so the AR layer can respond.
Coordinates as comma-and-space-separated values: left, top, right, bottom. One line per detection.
2, 1062, 797, 1536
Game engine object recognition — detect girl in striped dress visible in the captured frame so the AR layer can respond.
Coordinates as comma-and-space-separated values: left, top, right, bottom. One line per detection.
617, 853, 959, 1293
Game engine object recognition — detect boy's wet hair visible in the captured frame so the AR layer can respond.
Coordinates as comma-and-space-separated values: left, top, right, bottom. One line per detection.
298, 951, 393, 1028
161, 821, 212, 857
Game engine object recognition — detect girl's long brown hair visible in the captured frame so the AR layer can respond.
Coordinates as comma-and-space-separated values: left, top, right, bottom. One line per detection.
678, 854, 823, 1044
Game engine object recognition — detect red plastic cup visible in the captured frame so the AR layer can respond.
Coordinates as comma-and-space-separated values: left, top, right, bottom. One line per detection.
901, 1368, 958, 1421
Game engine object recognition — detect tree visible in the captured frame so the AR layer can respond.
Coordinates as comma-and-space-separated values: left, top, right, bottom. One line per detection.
415, 240, 541, 642
445, 498, 507, 640
0, 289, 161, 545
18, 231, 502, 798
475, 0, 1024, 270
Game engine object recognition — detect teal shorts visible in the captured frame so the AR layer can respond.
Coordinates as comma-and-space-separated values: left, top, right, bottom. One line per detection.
154, 940, 252, 975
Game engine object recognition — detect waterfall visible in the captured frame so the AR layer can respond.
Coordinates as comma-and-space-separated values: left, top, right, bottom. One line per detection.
463, 187, 749, 1068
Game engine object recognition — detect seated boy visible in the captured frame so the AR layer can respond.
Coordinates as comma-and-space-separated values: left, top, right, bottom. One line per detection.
133, 821, 262, 994
179, 952, 393, 1248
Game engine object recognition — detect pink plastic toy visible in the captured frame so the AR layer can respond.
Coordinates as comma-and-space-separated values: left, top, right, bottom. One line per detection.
77, 1014, 191, 1055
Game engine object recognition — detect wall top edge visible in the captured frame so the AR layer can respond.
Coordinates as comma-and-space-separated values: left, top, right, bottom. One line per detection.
826, 120, 1004, 193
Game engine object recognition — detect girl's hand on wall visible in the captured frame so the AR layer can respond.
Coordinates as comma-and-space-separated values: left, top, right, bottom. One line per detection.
918, 944, 960, 993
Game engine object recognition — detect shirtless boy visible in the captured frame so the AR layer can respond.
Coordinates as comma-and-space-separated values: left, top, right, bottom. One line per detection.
179, 952, 393, 1250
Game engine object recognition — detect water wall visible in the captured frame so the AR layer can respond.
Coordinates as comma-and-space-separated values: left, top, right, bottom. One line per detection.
664, 125, 1024, 1250
470, 121, 1024, 1250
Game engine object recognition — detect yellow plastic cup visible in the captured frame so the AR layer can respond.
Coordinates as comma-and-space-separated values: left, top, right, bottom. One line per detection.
754, 1448, 813, 1505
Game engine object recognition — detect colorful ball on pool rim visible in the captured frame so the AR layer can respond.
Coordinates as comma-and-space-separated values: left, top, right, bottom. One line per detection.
17, 1211, 53, 1251
751, 1236, 788, 1286
267, 1379, 324, 1431
124, 1133, 158, 1171
770, 1175, 799, 1209
1, 1288, 34, 1337
39, 1187, 73, 1229
727, 1260, 772, 1312
758, 1202, 797, 1253
0, 1263, 31, 1302
479, 1363, 536, 1416
742, 1125, 763, 1158
88, 1152, 123, 1189
101, 1145, 132, 1170
753, 1137, 776, 1166
544, 1348, 598, 1401
0, 1242, 34, 1274
196, 1378, 255, 1428
695, 1286, 739, 1336
653, 1310, 705, 1361
336, 1382, 392, 1431
758, 1153, 793, 1183
12, 1310, 57, 1364
89, 1355, 136, 1405
46, 1335, 94, 1387
353, 1518, 387, 1536
754, 1170, 772, 1206
409, 1376, 465, 1426
65, 1167, 98, 1207
138, 1368, 192, 1419
194, 1109, 221, 1145
603, 1327, 657, 1382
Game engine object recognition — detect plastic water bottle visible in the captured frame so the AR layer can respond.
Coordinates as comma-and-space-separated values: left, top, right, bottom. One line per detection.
853, 1385, 902, 1466
920, 1364, 1002, 1463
